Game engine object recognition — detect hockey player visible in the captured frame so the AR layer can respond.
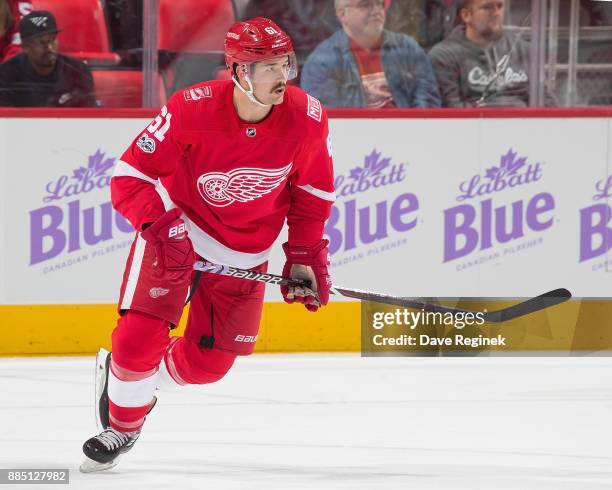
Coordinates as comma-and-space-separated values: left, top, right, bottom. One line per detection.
80, 17, 335, 472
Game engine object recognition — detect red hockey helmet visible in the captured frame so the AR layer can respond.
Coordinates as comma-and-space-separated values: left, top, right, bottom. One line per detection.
224, 17, 298, 82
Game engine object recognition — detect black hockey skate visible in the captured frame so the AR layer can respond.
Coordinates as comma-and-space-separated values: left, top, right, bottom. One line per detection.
81, 348, 158, 472
80, 428, 141, 472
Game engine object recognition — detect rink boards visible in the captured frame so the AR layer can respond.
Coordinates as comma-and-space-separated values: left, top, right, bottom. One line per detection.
1, 110, 612, 354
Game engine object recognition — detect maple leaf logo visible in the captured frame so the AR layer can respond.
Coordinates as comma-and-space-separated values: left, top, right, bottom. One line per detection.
72, 149, 116, 181
349, 166, 363, 180
349, 149, 391, 181
484, 148, 527, 180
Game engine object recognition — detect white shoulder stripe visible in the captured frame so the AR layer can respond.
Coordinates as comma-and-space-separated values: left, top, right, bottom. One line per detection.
112, 160, 159, 185
297, 184, 336, 202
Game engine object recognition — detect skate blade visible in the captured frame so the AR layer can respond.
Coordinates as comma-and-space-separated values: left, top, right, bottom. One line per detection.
79, 455, 120, 473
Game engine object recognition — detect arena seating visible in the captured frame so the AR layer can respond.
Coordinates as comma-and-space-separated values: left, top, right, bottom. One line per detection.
158, 0, 235, 92
30, 0, 237, 105
31, 0, 120, 65
158, 0, 235, 53
92, 70, 167, 108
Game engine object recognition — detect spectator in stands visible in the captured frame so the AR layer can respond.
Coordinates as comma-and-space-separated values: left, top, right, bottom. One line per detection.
301, 0, 441, 108
428, 0, 555, 107
241, 0, 340, 74
0, 1, 31, 62
0, 10, 95, 107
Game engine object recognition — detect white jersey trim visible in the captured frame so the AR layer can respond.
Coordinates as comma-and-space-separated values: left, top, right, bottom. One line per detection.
113, 160, 159, 185
297, 184, 336, 202
108, 368, 159, 407
185, 216, 273, 269
159, 338, 188, 387
155, 183, 272, 269
155, 182, 176, 213
112, 161, 273, 268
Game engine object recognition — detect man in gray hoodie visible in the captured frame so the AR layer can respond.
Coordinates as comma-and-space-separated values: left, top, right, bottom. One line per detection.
428, 0, 553, 107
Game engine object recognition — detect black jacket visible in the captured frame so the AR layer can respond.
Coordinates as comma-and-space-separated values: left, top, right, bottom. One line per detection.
0, 53, 96, 107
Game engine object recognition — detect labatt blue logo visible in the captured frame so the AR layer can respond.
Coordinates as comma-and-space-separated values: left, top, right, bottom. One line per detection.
30, 150, 134, 268
324, 149, 418, 265
579, 176, 612, 264
444, 148, 553, 264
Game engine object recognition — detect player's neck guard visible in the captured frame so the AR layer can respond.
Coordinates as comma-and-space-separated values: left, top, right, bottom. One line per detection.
232, 76, 270, 108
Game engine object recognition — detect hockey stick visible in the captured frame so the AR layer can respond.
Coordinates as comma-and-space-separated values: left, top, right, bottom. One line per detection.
193, 260, 571, 323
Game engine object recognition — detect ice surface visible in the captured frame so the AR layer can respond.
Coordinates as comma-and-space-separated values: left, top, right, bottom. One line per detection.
0, 354, 610, 489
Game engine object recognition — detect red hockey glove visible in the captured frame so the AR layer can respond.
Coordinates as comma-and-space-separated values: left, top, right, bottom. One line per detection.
281, 239, 331, 312
141, 208, 195, 280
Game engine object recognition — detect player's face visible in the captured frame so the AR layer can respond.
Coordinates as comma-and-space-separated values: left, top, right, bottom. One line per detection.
462, 0, 504, 42
23, 34, 58, 73
337, 0, 386, 40
248, 56, 292, 105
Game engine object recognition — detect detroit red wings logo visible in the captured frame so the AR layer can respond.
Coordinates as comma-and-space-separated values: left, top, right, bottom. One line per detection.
197, 163, 293, 207
149, 287, 170, 299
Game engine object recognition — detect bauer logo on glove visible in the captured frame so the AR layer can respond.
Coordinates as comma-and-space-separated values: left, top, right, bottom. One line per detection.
168, 223, 186, 239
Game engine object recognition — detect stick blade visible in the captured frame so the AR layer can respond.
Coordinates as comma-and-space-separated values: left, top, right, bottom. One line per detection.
484, 288, 572, 323
334, 286, 572, 324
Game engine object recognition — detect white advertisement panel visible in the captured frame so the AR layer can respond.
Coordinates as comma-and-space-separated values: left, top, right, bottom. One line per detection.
3, 118, 146, 304
323, 117, 612, 298
1, 116, 611, 304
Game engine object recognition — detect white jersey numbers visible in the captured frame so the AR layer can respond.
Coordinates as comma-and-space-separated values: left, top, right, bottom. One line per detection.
136, 105, 173, 153
147, 105, 172, 142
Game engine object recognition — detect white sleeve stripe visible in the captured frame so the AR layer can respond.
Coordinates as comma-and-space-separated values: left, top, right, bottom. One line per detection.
112, 160, 159, 185
297, 184, 336, 202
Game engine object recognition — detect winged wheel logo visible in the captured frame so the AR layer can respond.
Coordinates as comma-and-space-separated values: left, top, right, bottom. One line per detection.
197, 163, 292, 207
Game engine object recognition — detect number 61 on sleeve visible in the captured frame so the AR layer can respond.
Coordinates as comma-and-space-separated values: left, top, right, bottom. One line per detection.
147, 105, 172, 142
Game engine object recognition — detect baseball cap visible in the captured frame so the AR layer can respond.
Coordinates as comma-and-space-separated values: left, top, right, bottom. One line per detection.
19, 11, 61, 43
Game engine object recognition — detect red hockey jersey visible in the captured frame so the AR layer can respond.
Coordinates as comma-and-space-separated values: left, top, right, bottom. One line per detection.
112, 80, 335, 268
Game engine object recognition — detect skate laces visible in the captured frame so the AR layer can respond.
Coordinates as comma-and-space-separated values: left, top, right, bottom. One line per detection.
97, 429, 129, 450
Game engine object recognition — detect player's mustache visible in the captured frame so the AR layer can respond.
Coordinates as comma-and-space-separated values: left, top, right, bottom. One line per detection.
272, 83, 286, 93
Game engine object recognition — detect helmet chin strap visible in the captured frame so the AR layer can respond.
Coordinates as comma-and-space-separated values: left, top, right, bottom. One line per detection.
232, 74, 270, 108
